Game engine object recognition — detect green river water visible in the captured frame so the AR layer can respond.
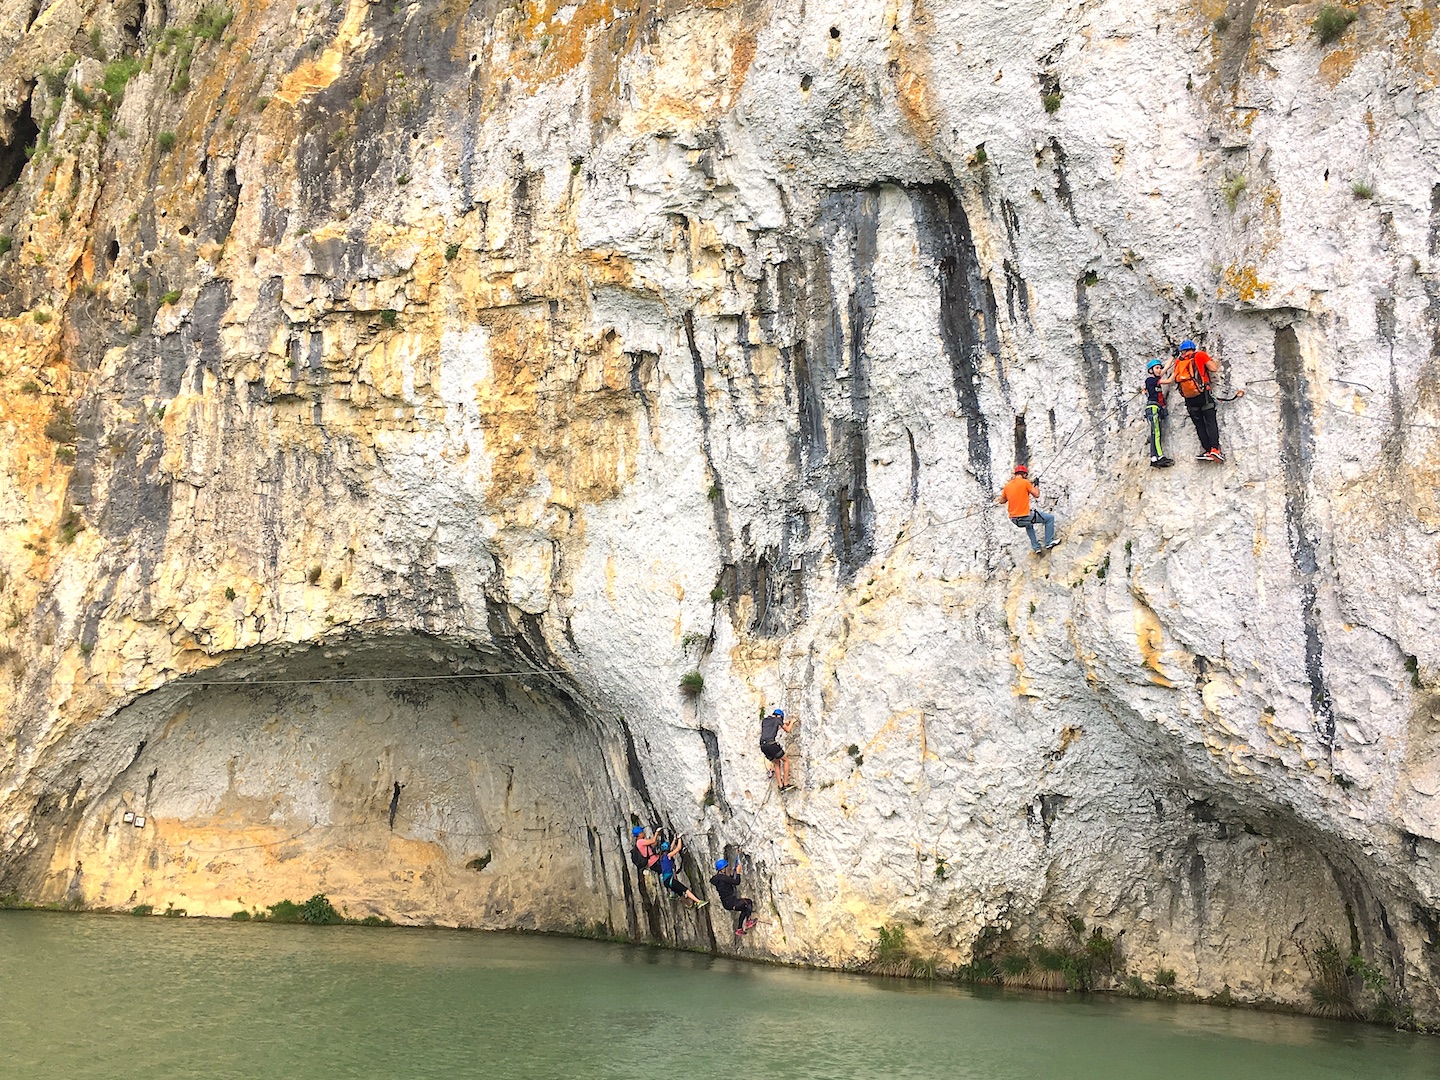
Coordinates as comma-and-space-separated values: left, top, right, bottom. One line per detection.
1, 911, 1435, 1079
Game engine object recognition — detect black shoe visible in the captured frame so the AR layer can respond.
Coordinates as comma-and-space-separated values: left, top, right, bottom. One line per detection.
1205, 449, 1225, 462
1195, 451, 1211, 461
1154, 457, 1175, 468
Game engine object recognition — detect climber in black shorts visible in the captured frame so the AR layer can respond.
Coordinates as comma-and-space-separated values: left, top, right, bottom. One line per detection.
710, 858, 756, 936
759, 708, 794, 791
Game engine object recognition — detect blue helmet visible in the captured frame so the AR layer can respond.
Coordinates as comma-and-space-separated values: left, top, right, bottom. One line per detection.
632, 826, 643, 836
715, 859, 728, 870
1180, 339, 1197, 351
772, 708, 784, 719
660, 842, 670, 852
1147, 358, 1163, 371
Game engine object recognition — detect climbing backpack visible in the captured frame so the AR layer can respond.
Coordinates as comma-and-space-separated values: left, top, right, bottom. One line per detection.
1173, 354, 1211, 400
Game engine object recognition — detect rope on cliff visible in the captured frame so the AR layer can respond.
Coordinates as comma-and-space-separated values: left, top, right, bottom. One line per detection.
170, 804, 532, 855
180, 668, 572, 688
1241, 381, 1440, 434
882, 393, 1138, 558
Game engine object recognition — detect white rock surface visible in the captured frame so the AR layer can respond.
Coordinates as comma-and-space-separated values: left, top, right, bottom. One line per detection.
0, 0, 1436, 1023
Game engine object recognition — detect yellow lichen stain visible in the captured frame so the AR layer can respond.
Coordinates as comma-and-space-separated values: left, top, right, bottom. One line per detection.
1406, 3, 1436, 45
275, 0, 374, 105
1252, 514, 1268, 562
495, 0, 761, 129
580, 249, 644, 290
1009, 647, 1030, 696
1400, 4, 1440, 89
1262, 711, 1302, 751
883, 0, 938, 140
504, 0, 619, 87
1133, 600, 1173, 684
406, 238, 648, 516
1218, 263, 1271, 304
604, 555, 618, 602
1318, 44, 1358, 89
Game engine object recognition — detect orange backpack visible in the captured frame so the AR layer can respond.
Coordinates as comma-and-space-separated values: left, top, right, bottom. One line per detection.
1174, 354, 1210, 399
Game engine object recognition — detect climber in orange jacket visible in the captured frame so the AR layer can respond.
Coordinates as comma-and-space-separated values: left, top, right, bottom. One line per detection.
995, 464, 1057, 554
1167, 340, 1240, 462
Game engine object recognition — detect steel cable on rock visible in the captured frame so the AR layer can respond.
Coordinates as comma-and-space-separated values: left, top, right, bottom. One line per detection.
882, 391, 1142, 560
1030, 388, 1144, 516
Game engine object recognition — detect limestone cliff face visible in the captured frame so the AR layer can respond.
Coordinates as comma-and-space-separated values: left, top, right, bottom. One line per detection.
1, 0, 1438, 1020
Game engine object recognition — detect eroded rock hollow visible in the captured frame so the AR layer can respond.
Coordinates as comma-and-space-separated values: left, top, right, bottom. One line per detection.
1, 0, 1438, 1024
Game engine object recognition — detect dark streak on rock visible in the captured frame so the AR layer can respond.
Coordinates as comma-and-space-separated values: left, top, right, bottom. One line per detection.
683, 309, 734, 562
906, 426, 920, 502
1186, 841, 1207, 925
1274, 325, 1333, 744
1048, 138, 1078, 225
909, 184, 994, 489
697, 727, 732, 817
0, 86, 38, 195
811, 188, 882, 581
1073, 276, 1111, 460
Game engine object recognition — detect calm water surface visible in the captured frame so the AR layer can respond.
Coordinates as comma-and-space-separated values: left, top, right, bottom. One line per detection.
1, 911, 1435, 1079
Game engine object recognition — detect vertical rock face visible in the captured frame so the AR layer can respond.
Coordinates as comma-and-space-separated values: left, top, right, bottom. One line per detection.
0, 0, 1438, 1021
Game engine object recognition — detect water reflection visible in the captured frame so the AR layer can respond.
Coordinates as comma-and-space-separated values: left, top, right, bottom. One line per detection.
2, 912, 1432, 1080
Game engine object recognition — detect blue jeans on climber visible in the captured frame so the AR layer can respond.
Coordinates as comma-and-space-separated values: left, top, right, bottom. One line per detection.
1017, 510, 1055, 553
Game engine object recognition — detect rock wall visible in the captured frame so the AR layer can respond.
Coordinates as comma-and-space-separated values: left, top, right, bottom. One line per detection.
1, 0, 1438, 1022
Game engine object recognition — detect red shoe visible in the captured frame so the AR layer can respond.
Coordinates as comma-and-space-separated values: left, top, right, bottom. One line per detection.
743, 917, 757, 931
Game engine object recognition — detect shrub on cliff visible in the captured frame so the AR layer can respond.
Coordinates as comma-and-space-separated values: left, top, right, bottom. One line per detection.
1301, 932, 1409, 1025
957, 916, 1120, 992
265, 893, 343, 925
44, 405, 77, 444
1313, 5, 1358, 46
866, 924, 936, 979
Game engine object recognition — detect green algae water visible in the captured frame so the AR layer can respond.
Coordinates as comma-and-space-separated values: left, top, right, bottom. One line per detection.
1, 911, 1434, 1079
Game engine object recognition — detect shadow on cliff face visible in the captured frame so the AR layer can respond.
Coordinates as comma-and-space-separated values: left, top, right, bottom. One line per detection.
1, 634, 710, 946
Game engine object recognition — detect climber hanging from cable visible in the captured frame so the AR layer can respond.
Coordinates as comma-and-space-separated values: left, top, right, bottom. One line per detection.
629, 825, 662, 874
710, 857, 757, 936
1143, 358, 1176, 468
995, 464, 1058, 554
760, 708, 795, 791
1168, 340, 1242, 462
657, 835, 708, 908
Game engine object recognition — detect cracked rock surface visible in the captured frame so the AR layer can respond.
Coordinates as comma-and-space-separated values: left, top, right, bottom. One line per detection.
0, 0, 1438, 1022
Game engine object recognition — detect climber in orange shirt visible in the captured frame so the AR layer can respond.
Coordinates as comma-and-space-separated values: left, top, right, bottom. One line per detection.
995, 464, 1057, 554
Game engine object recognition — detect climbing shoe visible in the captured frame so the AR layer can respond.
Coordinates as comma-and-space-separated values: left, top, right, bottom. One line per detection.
1047, 540, 1061, 549
1195, 450, 1211, 461
1150, 457, 1175, 468
694, 900, 709, 908
1031, 548, 1043, 556
744, 917, 758, 931
1206, 449, 1225, 462
734, 927, 746, 937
